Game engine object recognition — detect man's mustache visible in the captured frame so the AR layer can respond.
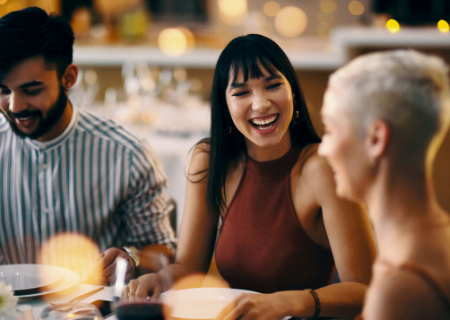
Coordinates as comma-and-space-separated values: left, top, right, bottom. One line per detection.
7, 109, 42, 118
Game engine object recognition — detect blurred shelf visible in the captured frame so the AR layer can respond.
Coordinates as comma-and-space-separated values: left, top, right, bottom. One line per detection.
73, 44, 342, 70
331, 26, 450, 59
73, 27, 450, 69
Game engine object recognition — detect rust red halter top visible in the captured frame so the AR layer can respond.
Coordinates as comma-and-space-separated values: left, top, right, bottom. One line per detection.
215, 147, 335, 293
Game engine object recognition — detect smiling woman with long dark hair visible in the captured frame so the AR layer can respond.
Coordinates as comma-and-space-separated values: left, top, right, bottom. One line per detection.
125, 34, 377, 320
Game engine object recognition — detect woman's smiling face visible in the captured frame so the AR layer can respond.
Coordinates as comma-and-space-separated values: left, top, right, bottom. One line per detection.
225, 65, 294, 160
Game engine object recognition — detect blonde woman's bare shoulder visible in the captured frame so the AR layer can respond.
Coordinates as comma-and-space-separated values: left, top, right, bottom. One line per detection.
364, 269, 450, 320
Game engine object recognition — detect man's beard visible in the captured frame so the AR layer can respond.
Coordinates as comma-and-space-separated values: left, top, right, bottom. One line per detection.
7, 84, 68, 140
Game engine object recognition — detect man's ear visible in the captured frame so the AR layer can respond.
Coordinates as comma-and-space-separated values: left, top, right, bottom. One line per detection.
61, 64, 78, 90
365, 119, 390, 161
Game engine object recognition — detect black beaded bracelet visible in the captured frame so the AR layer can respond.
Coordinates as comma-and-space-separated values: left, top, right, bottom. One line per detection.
308, 289, 321, 319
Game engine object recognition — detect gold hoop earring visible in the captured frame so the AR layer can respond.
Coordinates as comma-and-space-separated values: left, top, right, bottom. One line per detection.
293, 111, 301, 124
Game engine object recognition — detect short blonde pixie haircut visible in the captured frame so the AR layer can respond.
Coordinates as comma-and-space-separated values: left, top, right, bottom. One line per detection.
328, 50, 450, 168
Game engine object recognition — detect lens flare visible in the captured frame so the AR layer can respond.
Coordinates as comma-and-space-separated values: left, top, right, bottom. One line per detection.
263, 1, 280, 17
386, 19, 400, 33
275, 6, 308, 38
348, 1, 364, 16
438, 20, 449, 33
39, 233, 102, 293
158, 28, 195, 57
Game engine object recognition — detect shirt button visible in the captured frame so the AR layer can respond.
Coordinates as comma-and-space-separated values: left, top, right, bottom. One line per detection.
42, 208, 50, 214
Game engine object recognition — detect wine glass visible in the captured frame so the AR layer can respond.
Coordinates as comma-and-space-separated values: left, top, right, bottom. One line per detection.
113, 250, 172, 320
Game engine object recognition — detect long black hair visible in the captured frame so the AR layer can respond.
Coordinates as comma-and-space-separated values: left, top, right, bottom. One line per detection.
198, 34, 321, 218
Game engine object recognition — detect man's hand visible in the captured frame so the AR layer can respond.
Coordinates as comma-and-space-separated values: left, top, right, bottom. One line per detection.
90, 247, 135, 284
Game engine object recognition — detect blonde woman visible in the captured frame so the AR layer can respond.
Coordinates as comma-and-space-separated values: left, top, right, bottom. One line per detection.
319, 50, 450, 320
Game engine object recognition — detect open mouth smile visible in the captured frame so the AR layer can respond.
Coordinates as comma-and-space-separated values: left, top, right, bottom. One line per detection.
249, 114, 279, 131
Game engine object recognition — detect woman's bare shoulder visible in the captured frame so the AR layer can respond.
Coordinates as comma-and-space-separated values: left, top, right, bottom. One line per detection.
188, 141, 210, 176
293, 143, 334, 185
365, 268, 450, 320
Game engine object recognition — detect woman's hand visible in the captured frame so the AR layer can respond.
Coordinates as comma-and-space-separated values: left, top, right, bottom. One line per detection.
122, 273, 162, 301
214, 292, 291, 320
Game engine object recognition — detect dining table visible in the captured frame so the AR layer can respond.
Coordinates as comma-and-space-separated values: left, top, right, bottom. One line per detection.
19, 284, 337, 320
19, 283, 115, 320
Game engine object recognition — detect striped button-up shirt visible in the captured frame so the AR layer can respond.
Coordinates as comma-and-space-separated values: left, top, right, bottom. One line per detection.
0, 107, 176, 265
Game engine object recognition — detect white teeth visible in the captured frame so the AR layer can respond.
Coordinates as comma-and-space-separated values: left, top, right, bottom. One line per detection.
17, 117, 31, 120
251, 115, 277, 126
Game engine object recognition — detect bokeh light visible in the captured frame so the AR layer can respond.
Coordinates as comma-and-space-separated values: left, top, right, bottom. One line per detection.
218, 0, 247, 18
158, 28, 195, 57
320, 0, 337, 14
274, 6, 308, 38
263, 1, 280, 17
386, 19, 400, 33
348, 1, 364, 16
0, 0, 8, 5
39, 233, 102, 289
438, 20, 449, 33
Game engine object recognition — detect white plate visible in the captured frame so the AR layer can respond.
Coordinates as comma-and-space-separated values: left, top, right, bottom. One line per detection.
0, 264, 61, 291
161, 288, 259, 319
15, 266, 79, 299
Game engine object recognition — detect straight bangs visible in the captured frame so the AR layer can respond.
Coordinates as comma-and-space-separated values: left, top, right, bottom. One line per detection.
228, 45, 279, 85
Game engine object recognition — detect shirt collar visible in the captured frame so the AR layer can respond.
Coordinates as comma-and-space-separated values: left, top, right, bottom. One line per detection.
25, 106, 79, 151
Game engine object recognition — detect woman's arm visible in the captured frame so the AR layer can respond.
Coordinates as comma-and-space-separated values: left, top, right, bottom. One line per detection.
292, 152, 377, 319
125, 143, 219, 299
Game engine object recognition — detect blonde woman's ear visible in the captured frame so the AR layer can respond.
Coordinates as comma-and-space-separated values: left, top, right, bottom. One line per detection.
365, 119, 389, 162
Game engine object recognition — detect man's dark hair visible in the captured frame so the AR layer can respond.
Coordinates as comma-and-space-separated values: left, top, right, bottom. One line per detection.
0, 6, 74, 81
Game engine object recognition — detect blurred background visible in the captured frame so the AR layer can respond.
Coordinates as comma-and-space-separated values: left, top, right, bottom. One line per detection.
1, 0, 450, 231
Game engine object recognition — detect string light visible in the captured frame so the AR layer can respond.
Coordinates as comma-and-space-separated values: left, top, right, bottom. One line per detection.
386, 19, 400, 33
438, 20, 449, 33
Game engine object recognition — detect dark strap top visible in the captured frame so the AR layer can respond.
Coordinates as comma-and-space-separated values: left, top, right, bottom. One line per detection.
215, 147, 335, 294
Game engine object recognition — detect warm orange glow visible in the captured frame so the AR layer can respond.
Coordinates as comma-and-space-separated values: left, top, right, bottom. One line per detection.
172, 273, 230, 291
39, 233, 102, 287
275, 6, 308, 38
263, 1, 280, 17
4, 1, 23, 14
158, 28, 195, 57
386, 19, 400, 33
0, 0, 8, 5
320, 0, 337, 14
348, 1, 364, 16
438, 20, 449, 33
218, 0, 247, 18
